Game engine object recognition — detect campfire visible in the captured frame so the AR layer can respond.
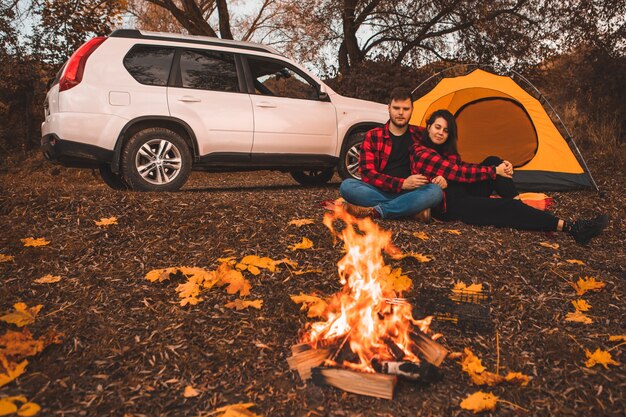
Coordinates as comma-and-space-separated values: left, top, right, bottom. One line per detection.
287, 206, 448, 399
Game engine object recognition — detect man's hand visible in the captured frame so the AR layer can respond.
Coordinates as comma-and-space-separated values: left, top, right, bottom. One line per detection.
431, 175, 447, 189
401, 174, 429, 190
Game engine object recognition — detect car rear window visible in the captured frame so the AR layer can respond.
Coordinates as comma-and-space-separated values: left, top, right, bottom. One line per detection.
179, 49, 239, 92
123, 45, 175, 86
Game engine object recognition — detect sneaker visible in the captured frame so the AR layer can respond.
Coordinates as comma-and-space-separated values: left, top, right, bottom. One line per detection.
568, 214, 609, 245
413, 208, 432, 223
343, 202, 377, 218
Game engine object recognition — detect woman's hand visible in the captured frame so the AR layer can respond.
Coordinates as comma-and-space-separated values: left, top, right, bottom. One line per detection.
402, 174, 430, 190
503, 160, 514, 176
431, 175, 447, 189
496, 162, 513, 178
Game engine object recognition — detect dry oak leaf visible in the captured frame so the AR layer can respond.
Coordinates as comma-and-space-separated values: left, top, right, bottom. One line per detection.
208, 402, 261, 417
20, 238, 49, 247
565, 311, 593, 324
573, 276, 605, 295
572, 299, 591, 312
33, 274, 61, 284
94, 216, 118, 226
0, 357, 28, 388
0, 303, 43, 328
539, 241, 559, 249
183, 385, 200, 398
566, 259, 585, 265
291, 293, 328, 318
225, 299, 263, 311
446, 229, 462, 235
608, 335, 626, 342
412, 231, 429, 241
585, 348, 620, 369
288, 219, 315, 227
460, 391, 498, 414
289, 237, 314, 251
0, 255, 14, 263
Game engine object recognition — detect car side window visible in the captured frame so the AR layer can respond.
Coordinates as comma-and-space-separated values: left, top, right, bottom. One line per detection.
179, 49, 239, 92
123, 45, 175, 86
247, 57, 318, 100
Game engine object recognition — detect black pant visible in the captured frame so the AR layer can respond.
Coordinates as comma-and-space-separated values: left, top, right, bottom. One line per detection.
438, 156, 559, 231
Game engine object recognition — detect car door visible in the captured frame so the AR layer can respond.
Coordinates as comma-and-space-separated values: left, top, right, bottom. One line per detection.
244, 56, 338, 157
167, 48, 254, 158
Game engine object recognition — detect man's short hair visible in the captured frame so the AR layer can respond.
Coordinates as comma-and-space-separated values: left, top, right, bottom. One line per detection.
389, 87, 413, 104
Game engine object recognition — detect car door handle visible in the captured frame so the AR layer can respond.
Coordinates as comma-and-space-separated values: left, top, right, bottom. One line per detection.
178, 96, 201, 102
255, 101, 277, 108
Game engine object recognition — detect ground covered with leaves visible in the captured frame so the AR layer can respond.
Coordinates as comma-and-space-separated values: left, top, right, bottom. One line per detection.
0, 153, 624, 416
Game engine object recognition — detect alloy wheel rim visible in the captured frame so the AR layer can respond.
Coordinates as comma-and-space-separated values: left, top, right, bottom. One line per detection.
135, 139, 182, 185
345, 143, 361, 179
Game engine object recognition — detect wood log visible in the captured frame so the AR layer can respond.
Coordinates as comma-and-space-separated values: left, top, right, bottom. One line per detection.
287, 347, 331, 380
409, 329, 448, 367
311, 367, 396, 400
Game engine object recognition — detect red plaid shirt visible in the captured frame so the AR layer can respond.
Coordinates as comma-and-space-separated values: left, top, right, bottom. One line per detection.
411, 145, 496, 183
359, 123, 424, 193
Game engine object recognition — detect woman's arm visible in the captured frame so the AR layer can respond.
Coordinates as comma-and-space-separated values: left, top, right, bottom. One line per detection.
411, 145, 496, 183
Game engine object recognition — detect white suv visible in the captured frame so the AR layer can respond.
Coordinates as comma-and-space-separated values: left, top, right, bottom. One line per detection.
41, 29, 387, 191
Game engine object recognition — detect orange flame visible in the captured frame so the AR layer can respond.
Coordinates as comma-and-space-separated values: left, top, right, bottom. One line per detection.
301, 205, 431, 372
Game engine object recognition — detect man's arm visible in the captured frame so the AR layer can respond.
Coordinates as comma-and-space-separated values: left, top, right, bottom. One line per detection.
358, 129, 405, 193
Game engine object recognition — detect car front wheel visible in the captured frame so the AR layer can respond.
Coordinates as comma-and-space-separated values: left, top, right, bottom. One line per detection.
338, 132, 364, 180
120, 128, 192, 191
290, 168, 334, 186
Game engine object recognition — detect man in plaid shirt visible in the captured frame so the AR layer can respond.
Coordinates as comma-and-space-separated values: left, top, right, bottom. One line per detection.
339, 87, 444, 220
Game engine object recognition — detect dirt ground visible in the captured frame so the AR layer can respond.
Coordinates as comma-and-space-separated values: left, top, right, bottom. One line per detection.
0, 152, 624, 417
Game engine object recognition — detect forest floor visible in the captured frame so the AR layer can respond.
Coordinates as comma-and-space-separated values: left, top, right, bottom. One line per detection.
0, 151, 624, 416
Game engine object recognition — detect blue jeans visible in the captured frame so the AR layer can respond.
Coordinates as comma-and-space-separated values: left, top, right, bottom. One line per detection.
339, 179, 443, 219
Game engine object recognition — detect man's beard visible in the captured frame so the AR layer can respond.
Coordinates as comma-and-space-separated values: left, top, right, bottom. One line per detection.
391, 117, 408, 129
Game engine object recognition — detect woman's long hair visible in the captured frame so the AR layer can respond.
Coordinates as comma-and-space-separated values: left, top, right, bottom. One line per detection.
421, 109, 459, 155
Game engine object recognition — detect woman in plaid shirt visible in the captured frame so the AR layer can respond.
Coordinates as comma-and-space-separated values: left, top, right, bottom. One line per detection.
411, 109, 607, 245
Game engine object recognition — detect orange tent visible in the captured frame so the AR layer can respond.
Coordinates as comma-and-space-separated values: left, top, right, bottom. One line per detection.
410, 68, 596, 191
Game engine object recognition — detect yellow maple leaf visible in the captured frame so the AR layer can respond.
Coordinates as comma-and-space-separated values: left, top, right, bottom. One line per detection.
290, 293, 328, 318
539, 241, 559, 249
608, 335, 626, 342
94, 216, 118, 226
293, 269, 322, 275
208, 402, 260, 417
412, 231, 429, 241
180, 296, 202, 307
572, 299, 591, 312
183, 385, 200, 398
176, 278, 201, 300
461, 348, 486, 374
17, 401, 40, 416
289, 237, 314, 251
0, 303, 43, 327
380, 266, 412, 293
225, 299, 263, 310
504, 371, 530, 386
288, 219, 315, 227
566, 259, 585, 265
585, 348, 620, 369
573, 276, 605, 295
20, 238, 49, 247
0, 254, 14, 263
216, 256, 236, 264
220, 269, 251, 296
460, 391, 498, 414
33, 274, 61, 284
0, 329, 45, 358
239, 255, 280, 273
145, 268, 175, 283
0, 357, 28, 388
446, 229, 462, 235
565, 311, 593, 324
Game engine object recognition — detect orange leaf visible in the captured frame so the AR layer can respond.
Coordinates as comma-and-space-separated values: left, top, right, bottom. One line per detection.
573, 276, 605, 295
34, 274, 61, 284
17, 401, 41, 416
539, 241, 559, 249
0, 303, 43, 327
504, 371, 531, 386
220, 269, 251, 296
412, 231, 429, 241
183, 385, 200, 398
0, 329, 45, 358
290, 293, 328, 318
288, 219, 315, 227
289, 237, 313, 251
0, 254, 14, 263
571, 299, 591, 312
94, 216, 118, 226
460, 391, 498, 413
460, 348, 486, 374
293, 269, 322, 275
585, 348, 620, 368
446, 229, 462, 235
208, 403, 260, 417
566, 259, 585, 265
0, 357, 28, 388
20, 238, 49, 247
565, 311, 593, 324
608, 335, 626, 342
225, 299, 263, 310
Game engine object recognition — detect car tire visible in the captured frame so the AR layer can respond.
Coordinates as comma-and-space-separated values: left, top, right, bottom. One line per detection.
338, 132, 365, 180
98, 164, 128, 190
290, 168, 334, 186
120, 128, 192, 192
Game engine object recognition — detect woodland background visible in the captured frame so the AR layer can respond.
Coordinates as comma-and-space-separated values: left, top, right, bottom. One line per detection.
0, 0, 624, 162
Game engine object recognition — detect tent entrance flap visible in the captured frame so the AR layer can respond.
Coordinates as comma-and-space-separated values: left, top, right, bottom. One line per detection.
454, 98, 538, 167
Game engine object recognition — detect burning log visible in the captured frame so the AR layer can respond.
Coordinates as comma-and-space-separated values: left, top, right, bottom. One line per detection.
372, 359, 442, 383
311, 367, 397, 400
409, 329, 448, 367
287, 344, 331, 380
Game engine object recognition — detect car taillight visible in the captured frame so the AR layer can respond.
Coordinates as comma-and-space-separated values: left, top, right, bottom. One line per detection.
59, 36, 107, 92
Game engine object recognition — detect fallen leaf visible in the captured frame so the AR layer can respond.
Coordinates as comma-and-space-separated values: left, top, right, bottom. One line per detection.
94, 216, 118, 226
0, 303, 43, 327
276, 258, 298, 269
0, 255, 14, 263
539, 241, 559, 249
289, 237, 313, 251
565, 311, 593, 324
208, 403, 260, 417
183, 385, 200, 398
145, 267, 176, 283
380, 266, 412, 293
293, 269, 322, 275
412, 231, 429, 241
291, 293, 328, 318
460, 391, 498, 414
572, 299, 591, 312
585, 348, 620, 369
219, 269, 251, 297
0, 329, 45, 358
225, 299, 263, 310
566, 259, 585, 265
446, 229, 462, 235
573, 276, 605, 295
216, 256, 236, 264
608, 335, 626, 342
20, 238, 49, 247
504, 371, 530, 386
288, 219, 315, 227
17, 401, 40, 416
33, 274, 61, 284
0, 357, 28, 388
452, 281, 483, 293
461, 348, 486, 374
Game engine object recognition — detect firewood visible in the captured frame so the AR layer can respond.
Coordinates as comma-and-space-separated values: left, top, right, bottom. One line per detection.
409, 329, 448, 367
287, 347, 331, 380
373, 360, 442, 383
311, 367, 397, 400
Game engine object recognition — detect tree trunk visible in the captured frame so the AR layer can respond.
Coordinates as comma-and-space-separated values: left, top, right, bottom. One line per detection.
216, 0, 234, 39
341, 0, 363, 74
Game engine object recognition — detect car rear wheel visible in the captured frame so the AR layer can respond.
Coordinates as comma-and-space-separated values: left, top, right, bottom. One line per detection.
290, 168, 334, 186
338, 132, 364, 180
98, 164, 128, 190
121, 128, 192, 191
